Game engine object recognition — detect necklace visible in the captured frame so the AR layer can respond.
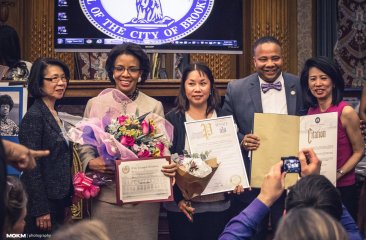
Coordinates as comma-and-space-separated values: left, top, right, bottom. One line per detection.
128, 88, 139, 101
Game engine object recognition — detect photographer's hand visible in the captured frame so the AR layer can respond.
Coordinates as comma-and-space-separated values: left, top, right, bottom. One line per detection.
257, 161, 285, 207
299, 148, 321, 177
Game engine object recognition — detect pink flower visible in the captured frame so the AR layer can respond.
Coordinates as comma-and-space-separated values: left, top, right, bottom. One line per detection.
155, 142, 165, 152
138, 149, 151, 158
141, 120, 149, 135
120, 136, 135, 146
117, 115, 128, 124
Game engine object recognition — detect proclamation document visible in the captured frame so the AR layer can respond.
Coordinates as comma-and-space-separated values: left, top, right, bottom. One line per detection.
251, 112, 338, 188
185, 116, 249, 195
115, 157, 173, 204
299, 112, 338, 185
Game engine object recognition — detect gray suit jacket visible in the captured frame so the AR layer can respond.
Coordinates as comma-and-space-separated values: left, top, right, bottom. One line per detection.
221, 72, 303, 175
19, 99, 73, 217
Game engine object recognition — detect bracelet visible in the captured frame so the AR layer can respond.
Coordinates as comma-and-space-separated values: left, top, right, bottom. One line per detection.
337, 169, 345, 176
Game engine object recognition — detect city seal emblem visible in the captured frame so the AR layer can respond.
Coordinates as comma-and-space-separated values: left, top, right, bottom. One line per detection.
79, 0, 215, 44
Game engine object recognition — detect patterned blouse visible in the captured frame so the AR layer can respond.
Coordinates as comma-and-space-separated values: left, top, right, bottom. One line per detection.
0, 117, 19, 136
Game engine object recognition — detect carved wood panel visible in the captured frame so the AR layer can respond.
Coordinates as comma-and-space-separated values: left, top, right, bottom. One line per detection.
190, 54, 236, 79
250, 0, 297, 74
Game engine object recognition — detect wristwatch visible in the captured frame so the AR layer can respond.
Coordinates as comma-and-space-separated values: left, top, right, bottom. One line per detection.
337, 169, 345, 176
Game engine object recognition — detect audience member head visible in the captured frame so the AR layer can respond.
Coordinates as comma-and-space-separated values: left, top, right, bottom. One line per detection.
50, 219, 110, 240
286, 174, 342, 220
3, 176, 27, 236
175, 62, 220, 116
252, 36, 283, 83
274, 208, 348, 240
0, 25, 21, 68
300, 56, 344, 108
27, 57, 70, 99
0, 95, 14, 118
105, 43, 150, 95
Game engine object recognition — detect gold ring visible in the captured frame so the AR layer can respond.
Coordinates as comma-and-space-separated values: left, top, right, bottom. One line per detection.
244, 142, 248, 146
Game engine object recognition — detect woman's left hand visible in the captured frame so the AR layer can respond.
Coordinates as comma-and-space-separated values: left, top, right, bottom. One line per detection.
232, 184, 245, 195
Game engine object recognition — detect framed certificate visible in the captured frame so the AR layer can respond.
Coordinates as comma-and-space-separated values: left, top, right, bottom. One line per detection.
185, 116, 249, 195
115, 157, 173, 204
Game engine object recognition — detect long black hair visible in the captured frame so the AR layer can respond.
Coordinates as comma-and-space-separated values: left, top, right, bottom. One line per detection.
174, 62, 221, 117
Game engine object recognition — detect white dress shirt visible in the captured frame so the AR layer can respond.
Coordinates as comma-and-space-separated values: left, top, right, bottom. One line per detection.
259, 73, 288, 114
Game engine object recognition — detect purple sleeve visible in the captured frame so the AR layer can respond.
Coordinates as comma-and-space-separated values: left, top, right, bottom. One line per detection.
340, 205, 362, 240
219, 198, 270, 240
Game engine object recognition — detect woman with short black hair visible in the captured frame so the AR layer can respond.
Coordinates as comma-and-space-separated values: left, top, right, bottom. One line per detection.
19, 57, 73, 235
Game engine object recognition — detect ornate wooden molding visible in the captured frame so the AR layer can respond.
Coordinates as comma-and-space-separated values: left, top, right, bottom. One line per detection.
190, 54, 236, 79
63, 79, 231, 98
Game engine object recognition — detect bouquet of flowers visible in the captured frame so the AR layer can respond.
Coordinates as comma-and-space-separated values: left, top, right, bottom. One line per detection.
172, 150, 219, 200
105, 113, 169, 158
66, 88, 173, 185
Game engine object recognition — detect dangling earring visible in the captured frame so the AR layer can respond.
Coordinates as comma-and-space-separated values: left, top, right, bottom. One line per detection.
138, 77, 142, 83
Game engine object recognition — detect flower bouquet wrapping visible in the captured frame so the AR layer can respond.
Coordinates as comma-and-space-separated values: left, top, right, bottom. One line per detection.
66, 88, 173, 197
172, 151, 220, 200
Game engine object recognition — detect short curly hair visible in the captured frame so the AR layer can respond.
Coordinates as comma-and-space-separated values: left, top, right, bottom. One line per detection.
105, 43, 150, 85
0, 94, 14, 111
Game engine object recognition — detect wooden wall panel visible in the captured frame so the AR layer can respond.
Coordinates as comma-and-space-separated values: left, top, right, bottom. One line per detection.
190, 53, 236, 79
238, 0, 298, 76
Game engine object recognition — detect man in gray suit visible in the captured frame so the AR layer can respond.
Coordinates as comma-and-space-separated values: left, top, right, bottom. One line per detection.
221, 36, 304, 238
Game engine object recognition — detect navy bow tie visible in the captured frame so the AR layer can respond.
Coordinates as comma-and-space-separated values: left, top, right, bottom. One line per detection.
261, 81, 282, 93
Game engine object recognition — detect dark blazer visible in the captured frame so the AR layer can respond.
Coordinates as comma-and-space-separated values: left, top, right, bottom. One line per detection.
221, 72, 304, 176
19, 99, 73, 217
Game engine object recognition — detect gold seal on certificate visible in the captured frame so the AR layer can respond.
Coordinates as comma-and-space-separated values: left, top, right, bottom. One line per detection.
115, 157, 173, 204
230, 175, 242, 186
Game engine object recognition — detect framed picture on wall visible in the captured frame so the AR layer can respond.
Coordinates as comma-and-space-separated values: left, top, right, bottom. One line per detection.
0, 86, 28, 175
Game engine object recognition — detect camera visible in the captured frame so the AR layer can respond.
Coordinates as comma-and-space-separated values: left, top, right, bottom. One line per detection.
281, 156, 301, 173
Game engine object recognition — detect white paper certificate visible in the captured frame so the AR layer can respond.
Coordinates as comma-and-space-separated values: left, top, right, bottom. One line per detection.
116, 157, 173, 204
299, 112, 338, 185
185, 116, 249, 195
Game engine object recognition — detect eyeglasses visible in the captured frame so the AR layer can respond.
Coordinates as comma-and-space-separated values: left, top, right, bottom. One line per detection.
43, 76, 68, 83
113, 66, 141, 74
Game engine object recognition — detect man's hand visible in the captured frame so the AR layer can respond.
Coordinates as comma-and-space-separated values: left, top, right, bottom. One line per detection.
3, 139, 49, 171
88, 156, 115, 174
257, 161, 285, 207
242, 134, 260, 151
298, 148, 321, 177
